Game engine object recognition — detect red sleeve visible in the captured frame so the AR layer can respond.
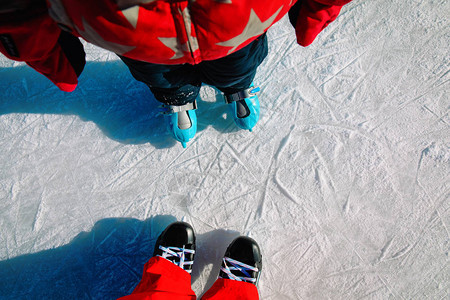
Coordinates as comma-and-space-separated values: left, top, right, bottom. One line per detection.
289, 0, 352, 47
0, 12, 85, 92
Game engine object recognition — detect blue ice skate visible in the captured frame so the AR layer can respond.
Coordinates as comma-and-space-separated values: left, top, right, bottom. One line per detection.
164, 101, 197, 148
225, 84, 260, 132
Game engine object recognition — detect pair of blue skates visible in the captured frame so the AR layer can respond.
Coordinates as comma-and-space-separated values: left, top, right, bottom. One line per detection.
164, 85, 261, 148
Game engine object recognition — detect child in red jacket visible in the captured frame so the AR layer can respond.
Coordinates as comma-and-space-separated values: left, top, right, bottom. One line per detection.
0, 0, 352, 147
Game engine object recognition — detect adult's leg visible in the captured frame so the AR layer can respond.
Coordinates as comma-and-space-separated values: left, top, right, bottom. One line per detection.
119, 55, 201, 106
201, 236, 262, 300
118, 222, 197, 300
199, 33, 268, 94
118, 256, 196, 300
201, 279, 259, 300
199, 34, 268, 131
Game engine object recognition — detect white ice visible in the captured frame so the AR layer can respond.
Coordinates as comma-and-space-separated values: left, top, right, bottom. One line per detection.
0, 0, 448, 299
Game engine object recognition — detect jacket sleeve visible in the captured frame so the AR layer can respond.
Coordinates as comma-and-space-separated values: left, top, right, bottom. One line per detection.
288, 0, 352, 47
0, 11, 85, 92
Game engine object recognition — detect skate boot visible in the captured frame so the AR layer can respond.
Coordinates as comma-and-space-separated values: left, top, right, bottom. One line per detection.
163, 101, 197, 148
225, 84, 260, 132
153, 221, 196, 273
219, 236, 262, 285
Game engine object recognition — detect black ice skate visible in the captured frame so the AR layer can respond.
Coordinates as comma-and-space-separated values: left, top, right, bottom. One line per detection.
153, 221, 196, 273
219, 236, 262, 285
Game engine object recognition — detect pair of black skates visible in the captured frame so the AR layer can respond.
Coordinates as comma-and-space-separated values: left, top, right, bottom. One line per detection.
154, 221, 262, 285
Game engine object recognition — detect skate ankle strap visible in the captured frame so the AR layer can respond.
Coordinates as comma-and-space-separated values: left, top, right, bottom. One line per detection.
166, 100, 197, 114
225, 86, 260, 104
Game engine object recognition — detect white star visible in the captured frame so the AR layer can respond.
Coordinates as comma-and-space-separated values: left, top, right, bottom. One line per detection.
217, 7, 283, 54
121, 6, 139, 28
158, 37, 185, 60
75, 17, 136, 55
117, 0, 160, 28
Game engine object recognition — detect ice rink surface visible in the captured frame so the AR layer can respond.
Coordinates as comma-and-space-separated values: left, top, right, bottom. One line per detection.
0, 0, 448, 299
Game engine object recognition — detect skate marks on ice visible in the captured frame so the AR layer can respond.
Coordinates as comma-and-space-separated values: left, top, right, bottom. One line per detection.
244, 123, 448, 299
172, 91, 448, 298
215, 3, 449, 297
0, 0, 449, 299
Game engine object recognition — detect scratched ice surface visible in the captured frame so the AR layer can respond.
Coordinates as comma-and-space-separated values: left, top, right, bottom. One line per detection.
0, 1, 448, 299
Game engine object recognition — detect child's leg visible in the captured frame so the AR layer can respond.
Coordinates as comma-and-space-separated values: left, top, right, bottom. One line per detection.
119, 56, 200, 146
199, 34, 268, 131
119, 55, 201, 106
118, 222, 197, 300
198, 33, 268, 95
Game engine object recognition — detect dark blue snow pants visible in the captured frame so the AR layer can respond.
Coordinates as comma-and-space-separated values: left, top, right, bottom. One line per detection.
119, 33, 268, 106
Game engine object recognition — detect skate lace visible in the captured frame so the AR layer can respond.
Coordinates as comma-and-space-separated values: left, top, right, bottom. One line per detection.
158, 245, 195, 273
219, 256, 259, 283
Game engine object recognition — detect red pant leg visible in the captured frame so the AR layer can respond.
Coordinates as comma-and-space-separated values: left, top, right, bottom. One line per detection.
201, 278, 259, 300
118, 256, 196, 300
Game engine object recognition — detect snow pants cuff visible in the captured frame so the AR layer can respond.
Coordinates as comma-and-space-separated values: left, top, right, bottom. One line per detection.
118, 256, 196, 300
118, 256, 260, 300
201, 278, 259, 300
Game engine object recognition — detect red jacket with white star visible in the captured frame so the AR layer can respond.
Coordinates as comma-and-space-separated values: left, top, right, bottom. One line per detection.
1, 0, 352, 91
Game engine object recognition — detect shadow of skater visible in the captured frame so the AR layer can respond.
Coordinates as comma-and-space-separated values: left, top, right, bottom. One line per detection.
0, 215, 177, 299
0, 61, 237, 148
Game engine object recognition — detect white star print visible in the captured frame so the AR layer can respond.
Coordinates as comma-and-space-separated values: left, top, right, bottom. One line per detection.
75, 17, 136, 55
118, 0, 161, 28
217, 7, 283, 54
121, 6, 139, 28
158, 37, 185, 60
